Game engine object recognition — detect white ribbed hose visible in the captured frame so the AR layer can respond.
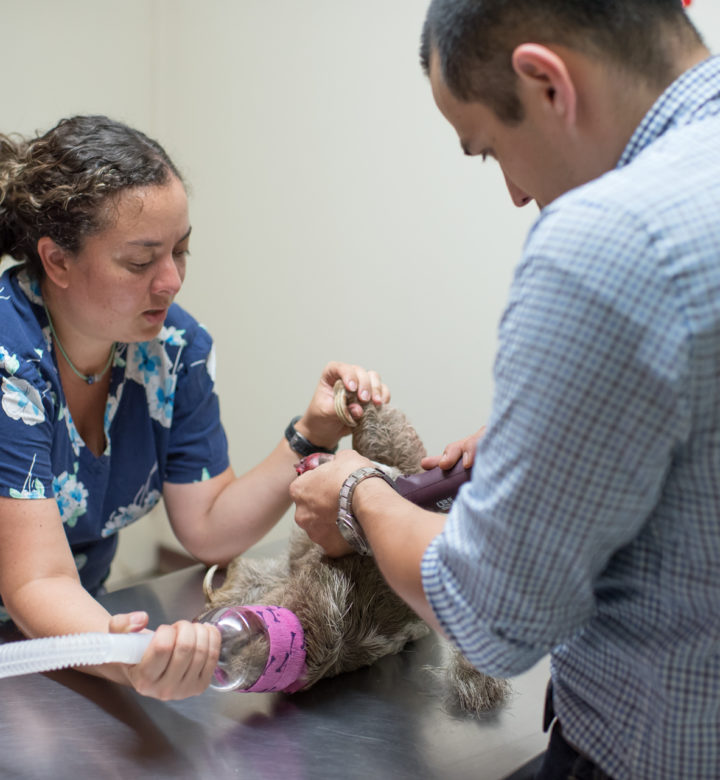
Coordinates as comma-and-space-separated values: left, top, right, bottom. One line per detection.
0, 632, 153, 679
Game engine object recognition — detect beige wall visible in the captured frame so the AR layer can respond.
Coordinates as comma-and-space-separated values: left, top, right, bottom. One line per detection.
3, 1, 718, 585
151, 0, 532, 457
3, 1, 156, 135
146, 0, 535, 567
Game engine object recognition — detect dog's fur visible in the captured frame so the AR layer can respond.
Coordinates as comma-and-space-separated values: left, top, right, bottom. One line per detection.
201, 393, 510, 714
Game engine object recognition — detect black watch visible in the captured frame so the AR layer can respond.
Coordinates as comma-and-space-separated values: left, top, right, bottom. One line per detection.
284, 416, 337, 458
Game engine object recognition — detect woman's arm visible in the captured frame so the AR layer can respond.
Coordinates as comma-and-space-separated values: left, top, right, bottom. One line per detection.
0, 495, 220, 699
164, 362, 390, 565
163, 448, 298, 565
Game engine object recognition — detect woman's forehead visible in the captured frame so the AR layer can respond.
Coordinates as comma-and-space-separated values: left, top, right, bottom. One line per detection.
97, 178, 189, 244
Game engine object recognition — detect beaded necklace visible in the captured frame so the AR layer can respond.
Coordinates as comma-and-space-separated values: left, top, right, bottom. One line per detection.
43, 302, 116, 385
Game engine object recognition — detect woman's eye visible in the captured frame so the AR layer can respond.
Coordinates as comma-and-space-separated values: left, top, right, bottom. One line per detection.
173, 248, 190, 259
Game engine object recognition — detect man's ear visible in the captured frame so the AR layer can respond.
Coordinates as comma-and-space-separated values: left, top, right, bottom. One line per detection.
36, 237, 72, 289
511, 44, 577, 126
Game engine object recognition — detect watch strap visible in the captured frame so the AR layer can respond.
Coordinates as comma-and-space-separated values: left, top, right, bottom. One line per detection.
285, 416, 337, 457
337, 466, 396, 556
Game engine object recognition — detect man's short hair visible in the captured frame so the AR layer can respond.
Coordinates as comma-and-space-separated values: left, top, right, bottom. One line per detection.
421, 0, 703, 124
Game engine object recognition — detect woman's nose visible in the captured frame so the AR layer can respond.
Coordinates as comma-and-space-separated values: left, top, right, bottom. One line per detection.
152, 254, 185, 296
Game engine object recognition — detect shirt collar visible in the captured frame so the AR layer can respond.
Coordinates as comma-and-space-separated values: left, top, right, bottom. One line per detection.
618, 54, 720, 168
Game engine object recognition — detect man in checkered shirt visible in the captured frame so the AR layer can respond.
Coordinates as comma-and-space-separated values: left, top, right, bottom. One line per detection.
291, 2, 720, 777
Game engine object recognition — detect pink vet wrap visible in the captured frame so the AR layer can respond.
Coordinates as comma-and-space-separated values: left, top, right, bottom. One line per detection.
243, 605, 307, 693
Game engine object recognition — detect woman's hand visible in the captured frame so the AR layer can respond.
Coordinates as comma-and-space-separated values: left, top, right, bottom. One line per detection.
165, 365, 386, 565
420, 426, 486, 471
108, 611, 221, 701
295, 362, 390, 451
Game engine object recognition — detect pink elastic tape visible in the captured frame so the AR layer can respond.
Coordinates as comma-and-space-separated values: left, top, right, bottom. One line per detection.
243, 605, 307, 693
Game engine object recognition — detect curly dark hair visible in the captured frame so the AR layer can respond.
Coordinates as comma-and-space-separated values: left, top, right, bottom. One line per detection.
0, 115, 183, 278
420, 0, 703, 124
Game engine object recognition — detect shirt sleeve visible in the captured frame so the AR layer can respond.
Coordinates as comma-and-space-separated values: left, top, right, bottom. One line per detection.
0, 357, 56, 500
164, 322, 229, 484
422, 199, 691, 677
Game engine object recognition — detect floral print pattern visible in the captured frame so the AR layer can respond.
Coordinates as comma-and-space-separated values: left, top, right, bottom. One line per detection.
53, 465, 89, 528
8, 454, 45, 499
103, 464, 161, 537
1, 376, 44, 426
0, 346, 20, 376
125, 340, 178, 428
0, 266, 229, 596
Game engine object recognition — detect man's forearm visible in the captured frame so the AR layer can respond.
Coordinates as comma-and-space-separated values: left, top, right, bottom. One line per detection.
351, 478, 447, 634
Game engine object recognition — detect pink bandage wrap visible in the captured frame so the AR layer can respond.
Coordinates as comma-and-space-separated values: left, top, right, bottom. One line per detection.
242, 605, 307, 693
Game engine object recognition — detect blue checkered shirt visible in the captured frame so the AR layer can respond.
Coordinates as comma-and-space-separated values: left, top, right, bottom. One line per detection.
422, 56, 720, 780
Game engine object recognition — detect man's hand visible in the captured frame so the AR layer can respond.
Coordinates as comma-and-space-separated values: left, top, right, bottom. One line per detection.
290, 449, 371, 556
421, 426, 486, 471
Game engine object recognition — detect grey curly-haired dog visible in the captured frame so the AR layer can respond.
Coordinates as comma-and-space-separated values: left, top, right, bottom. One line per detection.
201, 386, 510, 714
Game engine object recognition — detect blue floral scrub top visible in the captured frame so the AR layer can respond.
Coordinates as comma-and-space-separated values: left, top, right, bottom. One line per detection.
0, 266, 230, 596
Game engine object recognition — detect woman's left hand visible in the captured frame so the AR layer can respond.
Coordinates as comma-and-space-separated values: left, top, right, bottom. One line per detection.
108, 612, 221, 701
295, 362, 390, 451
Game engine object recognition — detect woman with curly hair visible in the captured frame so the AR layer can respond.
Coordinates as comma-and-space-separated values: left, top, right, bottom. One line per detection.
0, 114, 388, 701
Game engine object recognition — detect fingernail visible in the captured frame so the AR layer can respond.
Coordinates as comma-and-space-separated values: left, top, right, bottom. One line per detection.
463, 452, 470, 468
348, 380, 357, 391
360, 389, 370, 401
130, 611, 147, 626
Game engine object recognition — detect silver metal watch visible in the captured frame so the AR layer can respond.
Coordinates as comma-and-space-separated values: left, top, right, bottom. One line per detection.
337, 466, 395, 556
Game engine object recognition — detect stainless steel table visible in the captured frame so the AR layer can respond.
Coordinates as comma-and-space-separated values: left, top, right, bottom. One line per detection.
0, 550, 549, 780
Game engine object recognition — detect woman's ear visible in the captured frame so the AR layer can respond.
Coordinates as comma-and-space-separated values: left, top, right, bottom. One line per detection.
511, 43, 577, 127
36, 237, 72, 289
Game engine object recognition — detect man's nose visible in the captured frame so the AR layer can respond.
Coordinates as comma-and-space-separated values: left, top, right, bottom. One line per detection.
503, 172, 533, 208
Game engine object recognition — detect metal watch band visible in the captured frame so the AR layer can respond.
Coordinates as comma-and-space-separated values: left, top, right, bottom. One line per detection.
337, 466, 395, 556
284, 416, 337, 457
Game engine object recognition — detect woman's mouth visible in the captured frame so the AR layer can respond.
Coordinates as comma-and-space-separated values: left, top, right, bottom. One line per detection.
143, 308, 168, 325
